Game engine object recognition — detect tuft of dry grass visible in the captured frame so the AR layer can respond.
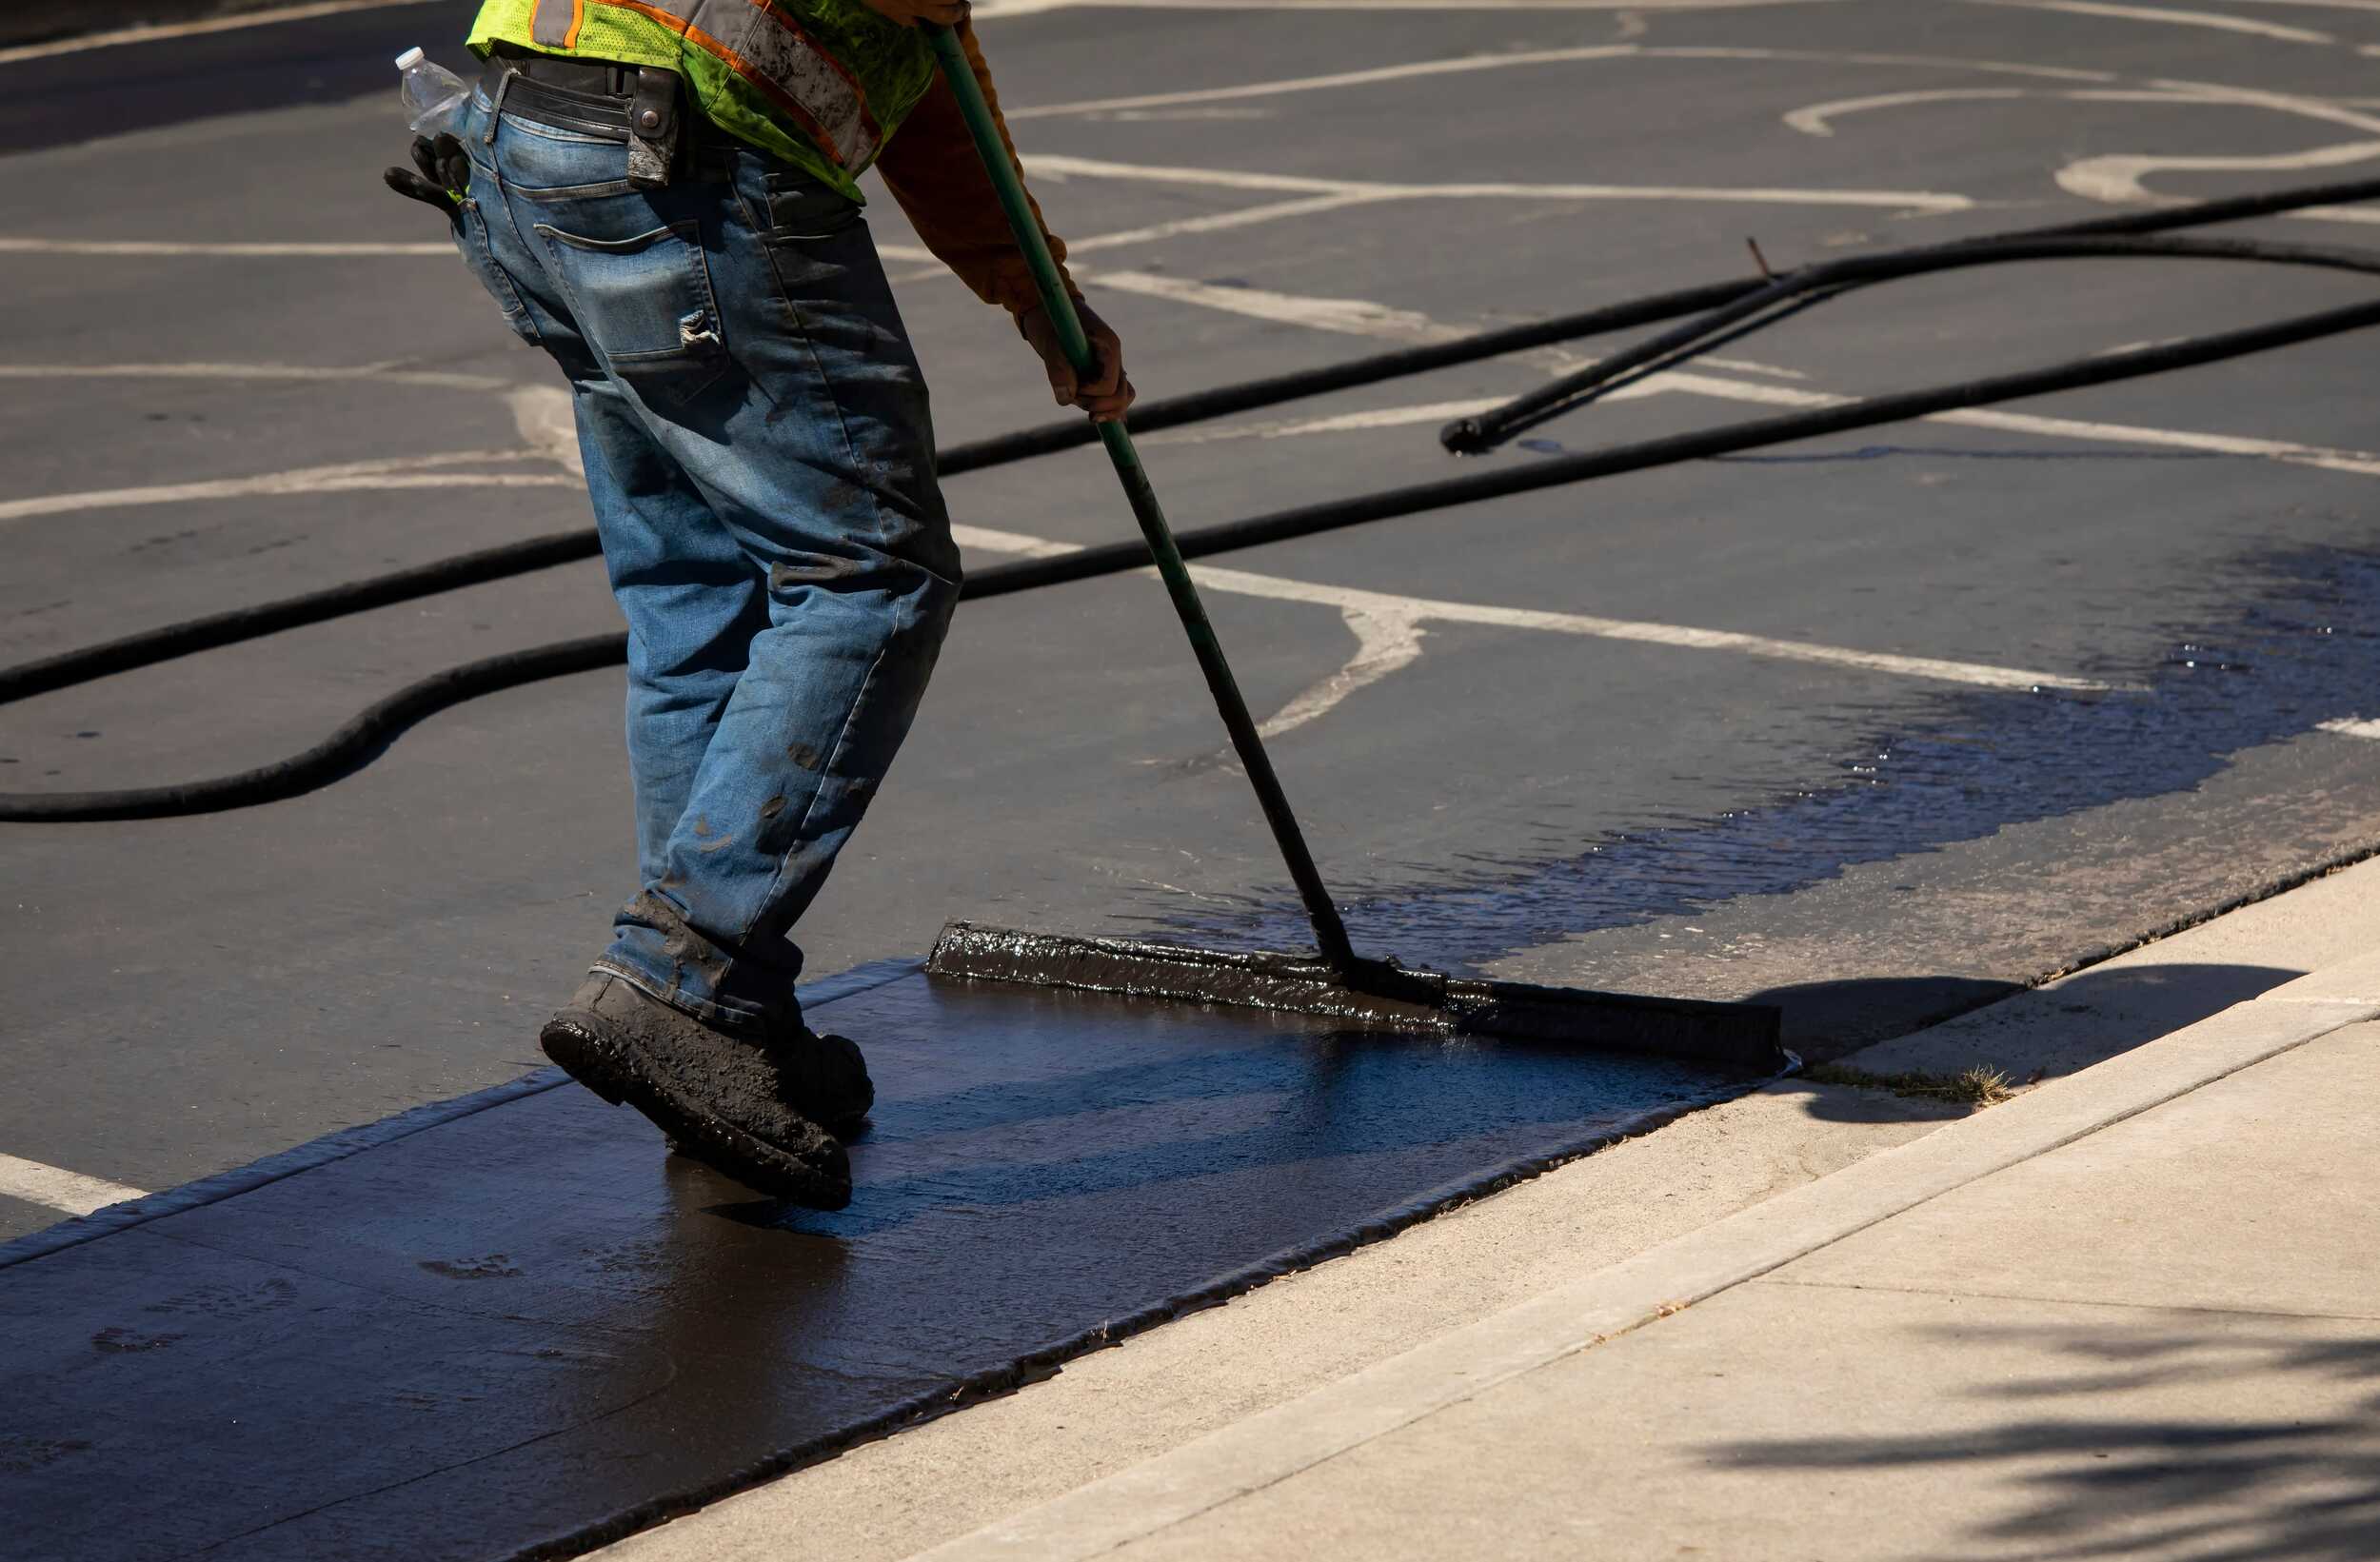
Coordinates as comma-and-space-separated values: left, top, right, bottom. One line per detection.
1802, 1061, 2017, 1107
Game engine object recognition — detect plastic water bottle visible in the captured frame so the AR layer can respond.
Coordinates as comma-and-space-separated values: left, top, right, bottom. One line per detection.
396, 47, 470, 136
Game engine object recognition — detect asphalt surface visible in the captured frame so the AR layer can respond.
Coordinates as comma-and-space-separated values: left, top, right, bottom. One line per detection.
7, 0, 2380, 1236
2, 964, 1748, 1561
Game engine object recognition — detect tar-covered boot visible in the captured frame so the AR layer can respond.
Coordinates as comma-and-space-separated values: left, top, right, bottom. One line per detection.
541, 973, 851, 1208
772, 1025, 873, 1134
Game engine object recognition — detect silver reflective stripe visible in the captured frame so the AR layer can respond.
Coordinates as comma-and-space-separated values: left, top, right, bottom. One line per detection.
531, 0, 580, 47
606, 0, 877, 168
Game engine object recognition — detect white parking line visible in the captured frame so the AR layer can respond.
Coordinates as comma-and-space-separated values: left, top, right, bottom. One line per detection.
1087, 271, 1474, 341
1140, 399, 1505, 445
1061, 193, 1394, 255
0, 239, 452, 257
0, 453, 574, 526
1958, 0, 2340, 40
1644, 369, 2380, 478
0, 362, 509, 390
948, 525, 2109, 694
0, 0, 450, 66
0, 1153, 146, 1217
1783, 87, 2201, 137
1007, 46, 1637, 120
1022, 152, 1977, 214
2059, 135, 2380, 206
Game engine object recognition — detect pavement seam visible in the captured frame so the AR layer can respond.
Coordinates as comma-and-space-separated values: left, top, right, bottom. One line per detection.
909, 997, 2378, 1561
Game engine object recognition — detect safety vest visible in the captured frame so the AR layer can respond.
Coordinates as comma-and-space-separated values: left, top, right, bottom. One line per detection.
466, 0, 939, 201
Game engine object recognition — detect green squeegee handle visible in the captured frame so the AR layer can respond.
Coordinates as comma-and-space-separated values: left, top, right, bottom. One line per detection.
923, 24, 1359, 974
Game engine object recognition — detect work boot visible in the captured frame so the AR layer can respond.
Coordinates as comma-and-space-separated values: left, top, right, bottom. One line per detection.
774, 1025, 874, 1135
540, 973, 851, 1209
665, 1025, 871, 1148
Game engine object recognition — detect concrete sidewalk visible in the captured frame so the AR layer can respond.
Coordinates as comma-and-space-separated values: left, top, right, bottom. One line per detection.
605, 858, 2380, 1561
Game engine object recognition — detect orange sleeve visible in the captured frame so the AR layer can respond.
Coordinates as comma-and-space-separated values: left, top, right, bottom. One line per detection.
873, 19, 1078, 317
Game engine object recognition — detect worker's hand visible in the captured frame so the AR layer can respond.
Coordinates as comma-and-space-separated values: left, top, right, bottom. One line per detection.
1019, 297, 1136, 423
857, 0, 967, 27
383, 132, 471, 215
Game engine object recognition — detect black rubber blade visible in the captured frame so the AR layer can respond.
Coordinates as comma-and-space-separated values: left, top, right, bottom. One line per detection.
925, 922, 1786, 1069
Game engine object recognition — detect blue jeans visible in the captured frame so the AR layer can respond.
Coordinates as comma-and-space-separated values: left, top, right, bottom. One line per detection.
449, 89, 961, 1032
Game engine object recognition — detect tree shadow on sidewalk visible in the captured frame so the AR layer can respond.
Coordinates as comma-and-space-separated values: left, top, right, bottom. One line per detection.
1705, 1316, 2380, 1559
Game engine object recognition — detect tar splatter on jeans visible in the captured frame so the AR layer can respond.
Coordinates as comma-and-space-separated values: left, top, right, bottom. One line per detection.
450, 89, 960, 1032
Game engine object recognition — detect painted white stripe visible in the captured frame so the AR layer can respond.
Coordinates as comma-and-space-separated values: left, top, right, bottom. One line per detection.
0, 239, 453, 257
1959, 0, 2338, 39
0, 0, 451, 65
1086, 271, 1473, 341
2059, 137, 2380, 211
2219, 1, 2380, 12
947, 524, 2104, 692
1061, 193, 1394, 255
0, 362, 510, 390
1187, 565, 2107, 690
1008, 46, 1637, 119
1784, 87, 2199, 137
0, 453, 571, 525
1629, 46, 2115, 83
2317, 716, 2380, 739
949, 524, 1089, 560
509, 386, 586, 475
1140, 399, 1505, 445
1012, 43, 2129, 127
1256, 604, 1428, 738
1646, 369, 2380, 478
1022, 153, 1974, 213
0, 1153, 147, 1217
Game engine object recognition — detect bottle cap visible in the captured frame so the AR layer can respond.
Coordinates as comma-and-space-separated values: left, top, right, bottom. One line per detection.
395, 47, 425, 69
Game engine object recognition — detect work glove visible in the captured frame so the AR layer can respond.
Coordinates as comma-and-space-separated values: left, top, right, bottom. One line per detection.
383, 132, 472, 214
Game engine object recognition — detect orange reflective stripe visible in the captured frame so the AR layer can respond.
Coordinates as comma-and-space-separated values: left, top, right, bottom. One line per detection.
586, 0, 879, 169
530, 0, 577, 47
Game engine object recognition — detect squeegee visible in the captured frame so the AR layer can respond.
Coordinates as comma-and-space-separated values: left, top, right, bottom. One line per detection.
916, 27, 1784, 1069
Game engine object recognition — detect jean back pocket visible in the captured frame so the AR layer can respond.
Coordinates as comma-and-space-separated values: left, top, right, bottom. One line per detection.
534, 219, 731, 405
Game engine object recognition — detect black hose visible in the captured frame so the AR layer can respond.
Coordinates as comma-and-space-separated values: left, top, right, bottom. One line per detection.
952, 289, 2380, 595
21, 174, 2380, 716
0, 530, 605, 706
9, 191, 2380, 821
10, 635, 629, 822
1446, 232, 2380, 451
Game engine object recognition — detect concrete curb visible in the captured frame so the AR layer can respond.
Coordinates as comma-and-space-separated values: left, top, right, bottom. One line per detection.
918, 985, 2379, 1560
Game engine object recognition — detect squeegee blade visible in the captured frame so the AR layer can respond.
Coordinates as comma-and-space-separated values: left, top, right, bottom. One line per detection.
925, 922, 1785, 1070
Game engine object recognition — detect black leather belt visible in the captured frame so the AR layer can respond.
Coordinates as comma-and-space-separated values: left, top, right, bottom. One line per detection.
483, 47, 646, 141
482, 45, 703, 185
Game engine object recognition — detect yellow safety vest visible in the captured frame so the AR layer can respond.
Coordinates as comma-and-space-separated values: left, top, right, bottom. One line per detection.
466, 0, 939, 201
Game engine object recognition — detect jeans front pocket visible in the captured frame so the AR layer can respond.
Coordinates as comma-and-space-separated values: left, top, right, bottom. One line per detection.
534, 219, 731, 405
453, 198, 540, 346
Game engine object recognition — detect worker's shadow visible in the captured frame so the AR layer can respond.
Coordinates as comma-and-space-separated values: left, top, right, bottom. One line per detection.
1744, 960, 2309, 1121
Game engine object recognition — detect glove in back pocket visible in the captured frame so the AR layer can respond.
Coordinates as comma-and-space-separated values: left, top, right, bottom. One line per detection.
455, 199, 539, 346
533, 219, 730, 405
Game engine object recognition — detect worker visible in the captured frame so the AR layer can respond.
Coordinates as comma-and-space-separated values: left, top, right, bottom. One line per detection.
385, 0, 1133, 1209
